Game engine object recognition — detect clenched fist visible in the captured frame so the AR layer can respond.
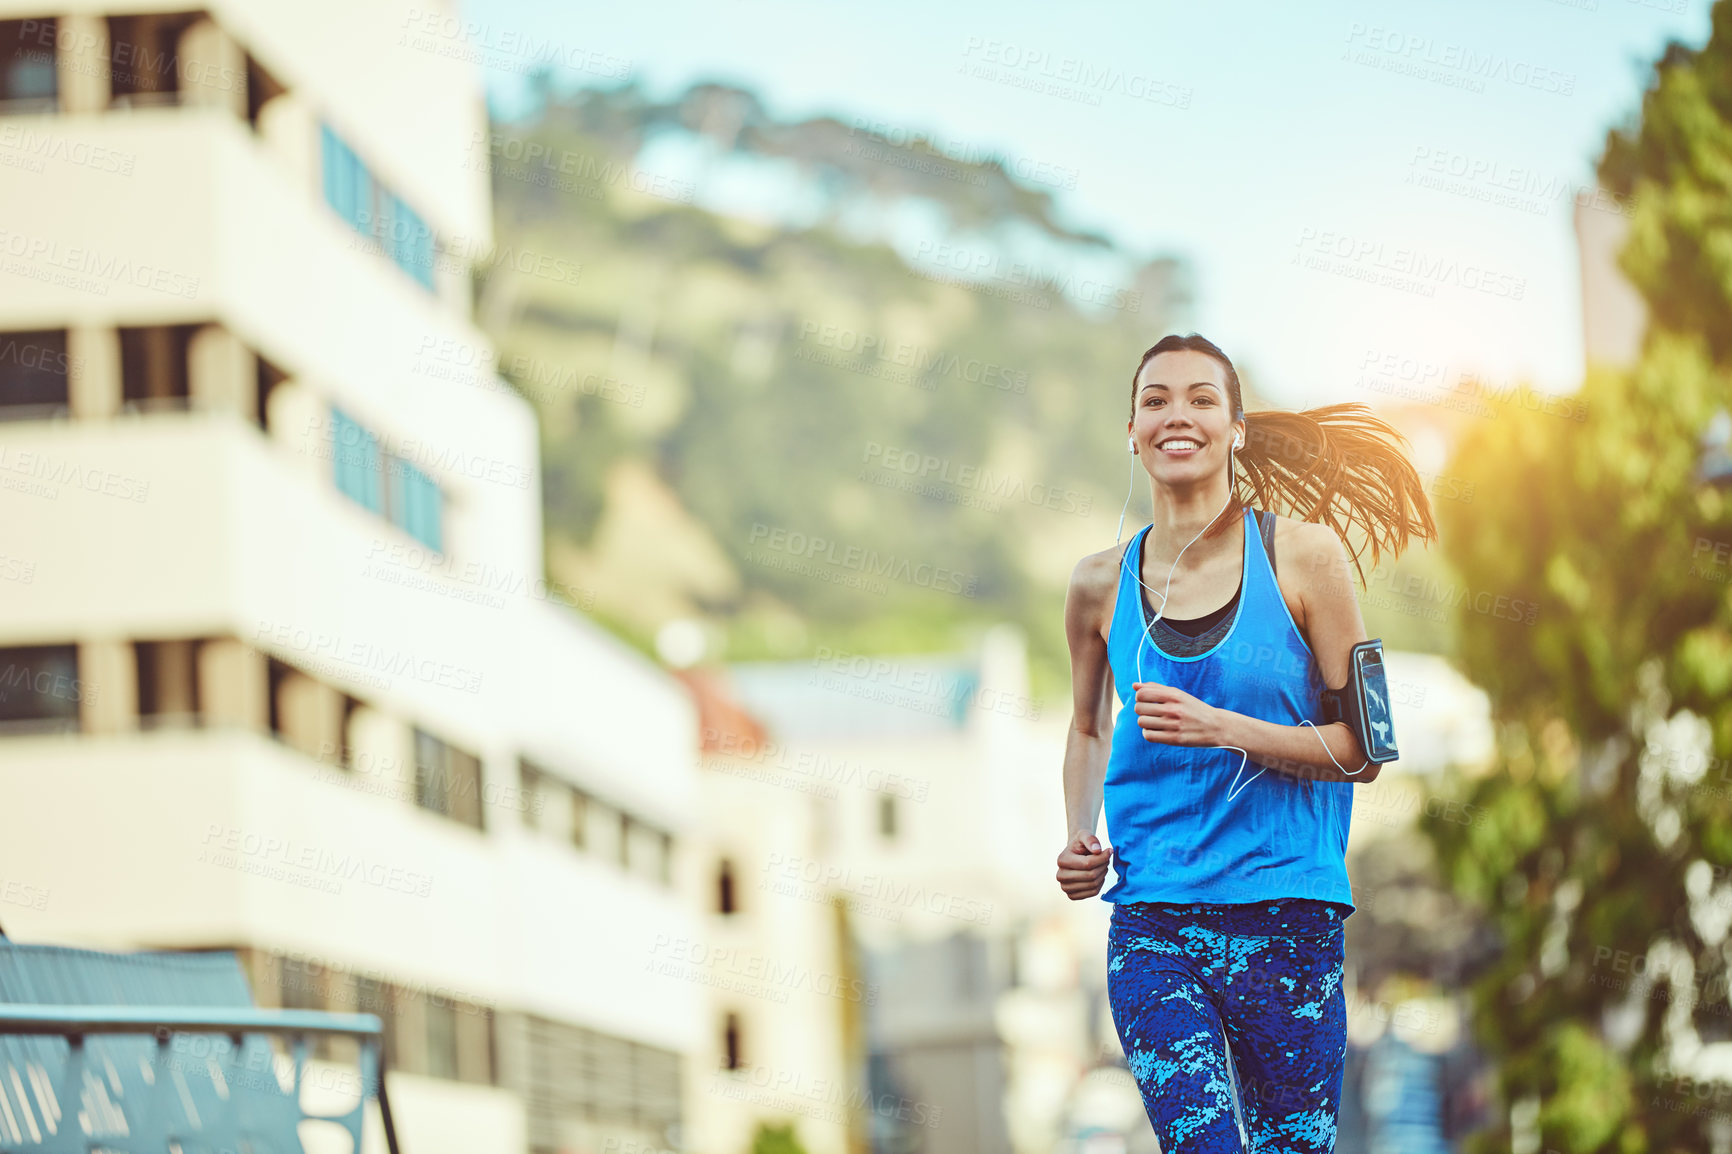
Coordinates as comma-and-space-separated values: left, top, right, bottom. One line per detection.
1056, 830, 1112, 900
1131, 680, 1224, 746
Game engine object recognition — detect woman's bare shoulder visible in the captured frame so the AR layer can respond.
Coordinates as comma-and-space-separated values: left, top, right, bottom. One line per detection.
1268, 513, 1352, 596
1268, 512, 1342, 562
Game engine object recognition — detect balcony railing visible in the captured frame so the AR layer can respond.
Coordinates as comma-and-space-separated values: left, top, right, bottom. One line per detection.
0, 941, 403, 1153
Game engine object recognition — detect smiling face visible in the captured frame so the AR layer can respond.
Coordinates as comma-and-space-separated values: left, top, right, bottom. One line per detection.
1128, 348, 1244, 482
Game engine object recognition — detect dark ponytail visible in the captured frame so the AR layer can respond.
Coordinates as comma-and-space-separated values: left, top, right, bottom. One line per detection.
1131, 334, 1438, 583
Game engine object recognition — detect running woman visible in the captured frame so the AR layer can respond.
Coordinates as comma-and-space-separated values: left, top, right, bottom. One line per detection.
1055, 333, 1437, 1153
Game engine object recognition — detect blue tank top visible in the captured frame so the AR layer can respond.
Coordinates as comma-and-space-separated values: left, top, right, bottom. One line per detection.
1101, 506, 1356, 915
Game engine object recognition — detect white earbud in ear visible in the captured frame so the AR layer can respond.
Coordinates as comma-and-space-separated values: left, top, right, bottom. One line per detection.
1234, 433, 1244, 450
1128, 436, 1136, 453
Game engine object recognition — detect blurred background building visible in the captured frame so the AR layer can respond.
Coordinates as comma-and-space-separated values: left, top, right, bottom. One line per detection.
716, 625, 1091, 1154
0, 3, 699, 1152
1575, 185, 1648, 374
672, 663, 859, 1154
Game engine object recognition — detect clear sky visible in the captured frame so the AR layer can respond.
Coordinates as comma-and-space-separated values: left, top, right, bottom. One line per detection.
462, 0, 1714, 408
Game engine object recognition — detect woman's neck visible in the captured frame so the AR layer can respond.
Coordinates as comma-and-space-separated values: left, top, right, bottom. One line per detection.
1145, 481, 1240, 565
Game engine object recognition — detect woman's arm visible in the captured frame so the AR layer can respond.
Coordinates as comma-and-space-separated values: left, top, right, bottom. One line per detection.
1130, 522, 1382, 784
1056, 553, 1116, 899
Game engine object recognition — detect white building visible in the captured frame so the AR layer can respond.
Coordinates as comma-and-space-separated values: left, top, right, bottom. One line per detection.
672, 666, 861, 1154
0, 4, 702, 1153
1574, 186, 1647, 372
723, 624, 1100, 1154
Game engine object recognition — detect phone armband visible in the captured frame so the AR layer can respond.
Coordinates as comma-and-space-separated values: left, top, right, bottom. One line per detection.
1319, 638, 1400, 764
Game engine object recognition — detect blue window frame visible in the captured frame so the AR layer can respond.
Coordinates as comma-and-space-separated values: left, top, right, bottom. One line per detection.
0, 19, 58, 109
319, 121, 436, 292
330, 405, 443, 554
388, 457, 443, 554
330, 406, 382, 513
394, 199, 436, 290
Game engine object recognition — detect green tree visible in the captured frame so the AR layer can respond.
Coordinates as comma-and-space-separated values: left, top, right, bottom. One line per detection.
748, 1120, 809, 1154
1421, 5, 1732, 1152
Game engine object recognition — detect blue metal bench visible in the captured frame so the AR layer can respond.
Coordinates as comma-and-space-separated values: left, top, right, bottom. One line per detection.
0, 938, 400, 1153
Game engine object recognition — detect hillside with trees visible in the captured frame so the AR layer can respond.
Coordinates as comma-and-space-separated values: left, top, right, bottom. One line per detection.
475, 78, 1466, 698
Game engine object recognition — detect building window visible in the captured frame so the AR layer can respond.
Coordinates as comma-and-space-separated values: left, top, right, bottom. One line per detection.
263, 655, 289, 739
722, 1013, 743, 1071
386, 455, 443, 554
717, 859, 736, 915
458, 1005, 495, 1086
616, 819, 669, 886
0, 329, 69, 419
105, 13, 203, 111
516, 760, 672, 887
255, 355, 287, 433
320, 121, 436, 291
120, 324, 197, 412
391, 984, 494, 1086
569, 788, 587, 851
119, 323, 271, 423
275, 952, 355, 1062
518, 760, 544, 831
243, 52, 284, 130
339, 692, 362, 768
320, 121, 365, 231
244, 948, 494, 1087
0, 19, 58, 113
0, 644, 81, 734
879, 794, 897, 839
514, 1015, 678, 1145
579, 796, 616, 861
377, 187, 433, 288
356, 973, 396, 1067
414, 727, 484, 830
618, 815, 674, 887
135, 639, 201, 728
277, 954, 326, 1013
265, 660, 353, 765
329, 405, 444, 554
426, 995, 459, 1081
330, 405, 384, 512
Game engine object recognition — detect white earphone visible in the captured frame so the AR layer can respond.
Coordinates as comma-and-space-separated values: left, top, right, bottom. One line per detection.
1113, 422, 1363, 803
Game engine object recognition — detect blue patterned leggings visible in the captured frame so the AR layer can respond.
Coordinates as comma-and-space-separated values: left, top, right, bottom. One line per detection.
1106, 898, 1351, 1153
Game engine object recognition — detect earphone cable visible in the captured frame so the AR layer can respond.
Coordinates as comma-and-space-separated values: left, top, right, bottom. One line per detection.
1120, 433, 1355, 798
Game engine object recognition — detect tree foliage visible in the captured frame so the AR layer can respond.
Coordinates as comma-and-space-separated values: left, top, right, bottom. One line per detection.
748, 1120, 809, 1154
1423, 6, 1732, 1151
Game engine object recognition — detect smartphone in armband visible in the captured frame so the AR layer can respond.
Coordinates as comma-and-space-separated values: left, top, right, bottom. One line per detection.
1320, 638, 1400, 764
